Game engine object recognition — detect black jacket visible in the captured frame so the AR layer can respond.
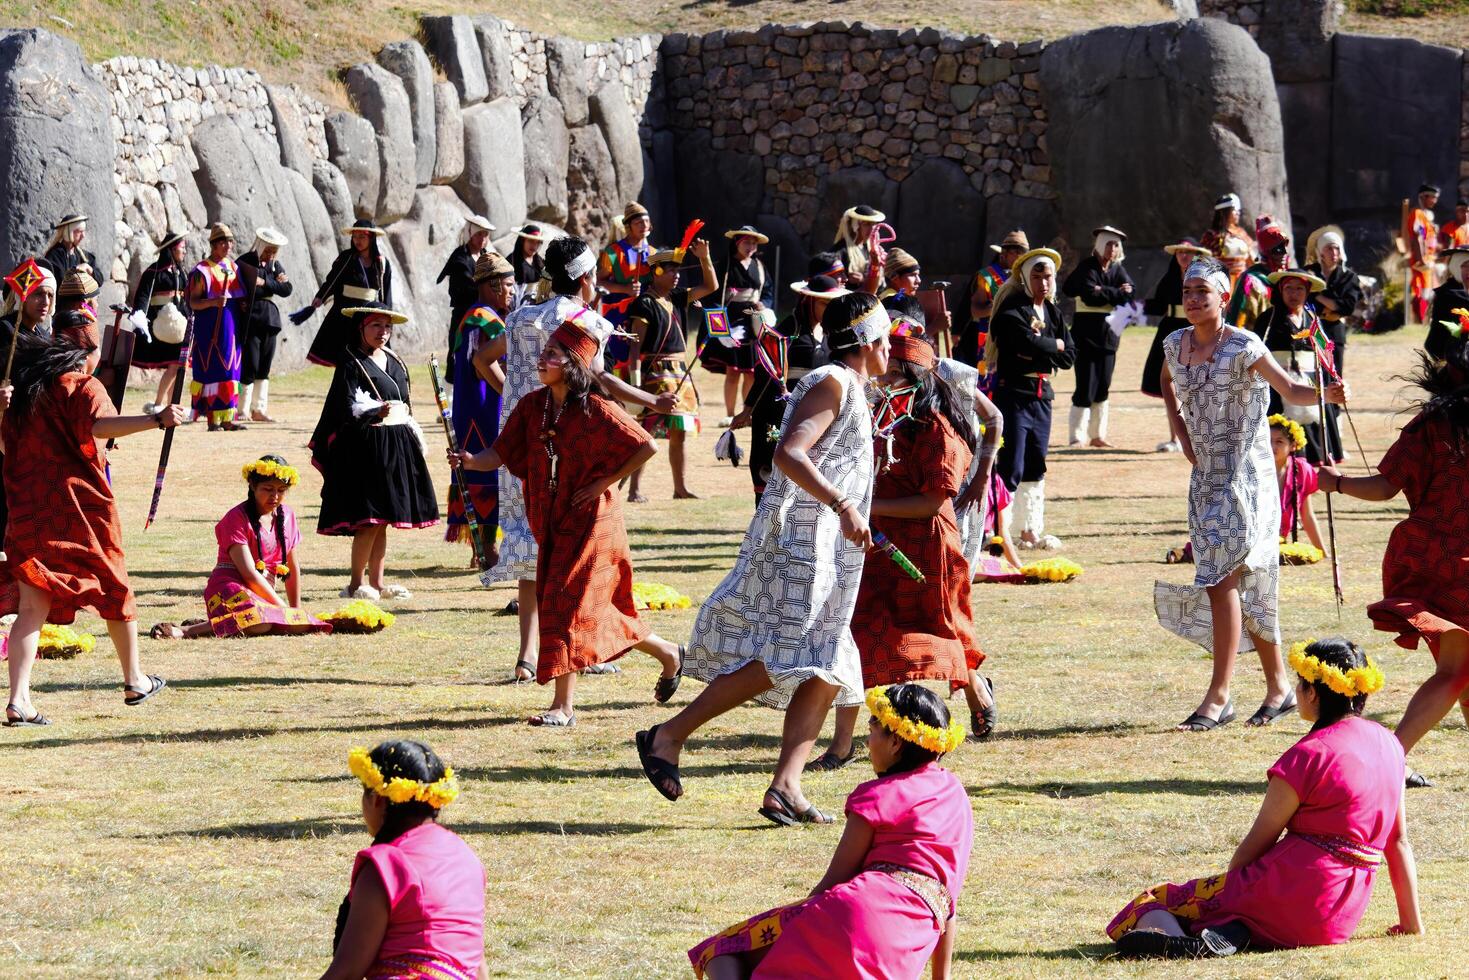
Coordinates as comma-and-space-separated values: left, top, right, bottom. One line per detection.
989, 296, 1075, 400
237, 250, 293, 336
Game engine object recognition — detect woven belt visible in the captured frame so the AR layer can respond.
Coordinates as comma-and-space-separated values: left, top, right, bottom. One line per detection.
1074, 300, 1115, 315
342, 284, 378, 301
149, 292, 179, 307
870, 862, 952, 927
727, 288, 758, 302
1294, 832, 1384, 869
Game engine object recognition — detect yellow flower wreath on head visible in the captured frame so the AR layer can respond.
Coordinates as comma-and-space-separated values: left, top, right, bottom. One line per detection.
1267, 414, 1307, 452
242, 458, 301, 487
866, 686, 965, 754
1287, 640, 1386, 698
348, 747, 461, 808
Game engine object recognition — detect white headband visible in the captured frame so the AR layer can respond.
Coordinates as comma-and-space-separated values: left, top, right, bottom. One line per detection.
562, 247, 596, 281
832, 303, 892, 349
1019, 256, 1055, 298
1184, 260, 1231, 297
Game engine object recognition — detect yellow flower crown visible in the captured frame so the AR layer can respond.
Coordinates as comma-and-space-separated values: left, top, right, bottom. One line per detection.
243, 458, 300, 487
1287, 640, 1385, 698
349, 747, 460, 808
1267, 414, 1307, 452
867, 687, 965, 755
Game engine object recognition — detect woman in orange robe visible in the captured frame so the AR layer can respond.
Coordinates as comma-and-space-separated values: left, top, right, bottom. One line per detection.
450, 314, 683, 727
2, 312, 185, 726
810, 328, 981, 768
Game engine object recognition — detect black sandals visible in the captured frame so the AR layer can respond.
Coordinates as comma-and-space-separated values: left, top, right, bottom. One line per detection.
1176, 701, 1234, 732
806, 746, 859, 771
758, 787, 834, 827
1406, 769, 1433, 789
123, 675, 167, 706
972, 676, 997, 741
1116, 925, 1242, 959
636, 725, 683, 801
4, 703, 50, 727
1246, 694, 1297, 727
510, 659, 535, 684
654, 646, 685, 704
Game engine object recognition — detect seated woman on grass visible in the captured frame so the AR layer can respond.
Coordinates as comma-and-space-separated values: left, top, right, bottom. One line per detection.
689, 683, 971, 979
1107, 638, 1421, 959
150, 455, 331, 639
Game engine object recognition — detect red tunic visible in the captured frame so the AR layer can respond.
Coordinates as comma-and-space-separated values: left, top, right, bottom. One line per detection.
1368, 412, 1469, 657
0, 373, 135, 623
493, 387, 652, 681
851, 413, 979, 688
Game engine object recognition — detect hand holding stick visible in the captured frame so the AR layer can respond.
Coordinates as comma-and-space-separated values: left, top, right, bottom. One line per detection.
430, 354, 489, 570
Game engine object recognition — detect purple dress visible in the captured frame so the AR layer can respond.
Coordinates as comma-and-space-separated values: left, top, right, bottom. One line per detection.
189, 259, 244, 424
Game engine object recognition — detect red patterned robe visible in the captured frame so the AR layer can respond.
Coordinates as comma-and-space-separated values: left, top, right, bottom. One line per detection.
493, 387, 652, 681
0, 373, 135, 623
851, 412, 979, 688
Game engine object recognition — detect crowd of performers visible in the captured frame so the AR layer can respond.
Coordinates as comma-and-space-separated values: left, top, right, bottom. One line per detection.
7, 184, 1469, 977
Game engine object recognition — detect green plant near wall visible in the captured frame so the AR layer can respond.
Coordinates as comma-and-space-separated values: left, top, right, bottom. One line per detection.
1350, 0, 1469, 17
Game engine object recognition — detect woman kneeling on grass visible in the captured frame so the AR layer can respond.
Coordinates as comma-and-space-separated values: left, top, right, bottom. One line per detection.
689, 684, 971, 980
322, 740, 486, 980
150, 454, 332, 640
1107, 638, 1421, 959
449, 312, 683, 727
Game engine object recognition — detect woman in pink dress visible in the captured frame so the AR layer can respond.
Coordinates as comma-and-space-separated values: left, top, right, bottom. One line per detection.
323, 739, 487, 980
149, 455, 331, 640
1107, 638, 1423, 958
689, 683, 972, 979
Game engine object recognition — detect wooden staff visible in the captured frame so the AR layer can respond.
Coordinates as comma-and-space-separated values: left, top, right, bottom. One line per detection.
430, 353, 489, 570
143, 307, 194, 529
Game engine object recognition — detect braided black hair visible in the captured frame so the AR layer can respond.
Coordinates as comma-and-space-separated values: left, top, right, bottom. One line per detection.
1296, 637, 1372, 731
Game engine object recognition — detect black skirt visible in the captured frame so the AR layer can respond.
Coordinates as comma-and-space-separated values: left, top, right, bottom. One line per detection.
1141, 319, 1185, 398
317, 422, 440, 535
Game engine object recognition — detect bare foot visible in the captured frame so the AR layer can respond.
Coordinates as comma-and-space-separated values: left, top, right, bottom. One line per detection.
250, 411, 276, 423
628, 492, 649, 504
1089, 438, 1116, 448
673, 490, 700, 500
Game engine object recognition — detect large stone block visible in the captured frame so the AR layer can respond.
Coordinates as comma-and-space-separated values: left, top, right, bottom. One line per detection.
286, 167, 337, 283
266, 85, 313, 177
984, 193, 1062, 252
754, 212, 808, 310
567, 124, 618, 242
454, 97, 526, 232
0, 30, 116, 292
545, 36, 588, 127
896, 158, 985, 279
344, 62, 415, 221
312, 159, 355, 235
1257, 0, 1336, 83
385, 185, 474, 353
325, 110, 380, 219
590, 84, 643, 208
522, 94, 570, 225
644, 129, 678, 238
1330, 35, 1461, 230
1040, 19, 1290, 251
1277, 80, 1332, 239
811, 166, 899, 252
472, 16, 515, 102
671, 129, 764, 246
431, 81, 465, 185
377, 39, 437, 186
421, 15, 488, 105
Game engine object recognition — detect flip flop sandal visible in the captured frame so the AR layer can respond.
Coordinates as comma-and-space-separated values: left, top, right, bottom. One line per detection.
124, 675, 167, 706
758, 787, 834, 826
805, 746, 859, 771
636, 725, 683, 801
510, 659, 536, 684
4, 703, 50, 727
1246, 694, 1297, 727
1406, 769, 1433, 789
653, 645, 685, 704
527, 710, 575, 727
971, 676, 997, 741
149, 622, 181, 640
1176, 702, 1234, 732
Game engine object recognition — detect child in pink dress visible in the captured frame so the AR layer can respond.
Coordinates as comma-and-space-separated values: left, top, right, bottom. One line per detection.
149, 455, 331, 640
689, 683, 972, 979
1107, 638, 1422, 958
322, 739, 487, 980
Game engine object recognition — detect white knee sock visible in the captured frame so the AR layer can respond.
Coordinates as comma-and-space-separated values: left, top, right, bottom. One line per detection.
1068, 405, 1088, 445
239, 382, 254, 415
1089, 400, 1109, 441
255, 378, 269, 413
1017, 480, 1043, 539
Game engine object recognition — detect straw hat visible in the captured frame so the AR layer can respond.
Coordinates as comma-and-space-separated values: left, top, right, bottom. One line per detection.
341, 301, 408, 324
156, 230, 188, 253
1163, 238, 1211, 257
724, 224, 769, 245
1267, 268, 1327, 292
842, 204, 885, 224
52, 213, 87, 230
623, 202, 650, 223
208, 222, 235, 243
515, 223, 548, 243
989, 229, 1030, 254
341, 218, 387, 238
791, 276, 850, 301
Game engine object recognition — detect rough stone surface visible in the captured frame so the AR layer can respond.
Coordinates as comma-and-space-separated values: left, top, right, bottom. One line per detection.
312, 159, 355, 236
896, 158, 986, 277
455, 97, 527, 231
1277, 80, 1332, 237
673, 129, 764, 244
377, 40, 437, 186
591, 85, 643, 207
431, 81, 465, 185
644, 129, 678, 238
545, 36, 588, 126
472, 16, 515, 101
754, 212, 808, 309
811, 167, 899, 251
266, 84, 313, 177
0, 30, 117, 294
985, 192, 1062, 251
422, 15, 489, 106
324, 110, 380, 218
344, 63, 416, 221
385, 185, 474, 351
1040, 19, 1289, 248
286, 167, 337, 282
567, 124, 617, 242
521, 93, 570, 224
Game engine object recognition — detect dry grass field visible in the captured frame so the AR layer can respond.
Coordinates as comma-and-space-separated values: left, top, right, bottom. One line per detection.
3, 326, 1467, 978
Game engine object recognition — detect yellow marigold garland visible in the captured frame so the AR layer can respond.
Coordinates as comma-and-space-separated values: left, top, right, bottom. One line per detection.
1279, 540, 1324, 565
1287, 640, 1386, 697
36, 624, 97, 660
242, 458, 301, 486
1019, 557, 1084, 583
1267, 414, 1307, 452
348, 747, 460, 808
866, 686, 965, 754
631, 581, 692, 610
321, 599, 396, 634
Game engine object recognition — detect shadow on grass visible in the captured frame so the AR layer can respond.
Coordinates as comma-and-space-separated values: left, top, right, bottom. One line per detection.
152, 817, 676, 840
626, 560, 730, 574
628, 527, 745, 540
976, 777, 1261, 798
957, 943, 1114, 963
10, 713, 522, 750
993, 721, 1151, 741
455, 759, 774, 782
33, 675, 414, 694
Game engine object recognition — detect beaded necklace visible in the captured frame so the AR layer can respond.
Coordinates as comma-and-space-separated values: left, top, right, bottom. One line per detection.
540, 391, 570, 491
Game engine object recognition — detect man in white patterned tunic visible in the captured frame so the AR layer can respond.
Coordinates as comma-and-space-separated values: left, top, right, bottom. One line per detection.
1155, 257, 1347, 732
636, 292, 892, 825
476, 236, 677, 681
